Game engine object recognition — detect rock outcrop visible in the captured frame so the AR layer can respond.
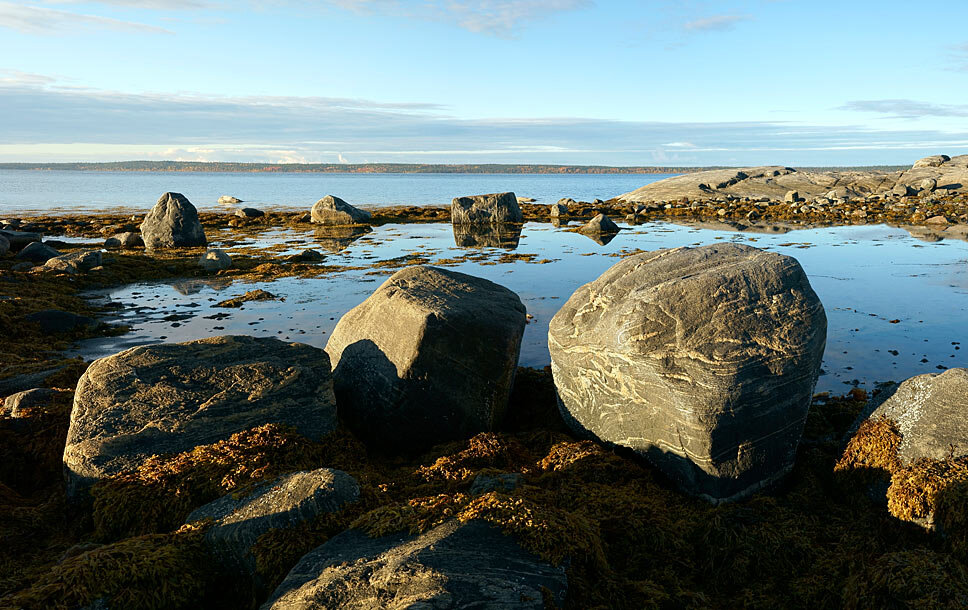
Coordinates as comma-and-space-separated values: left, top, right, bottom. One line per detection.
451, 192, 523, 224
25, 309, 95, 334
64, 336, 338, 498
310, 196, 371, 225
548, 244, 826, 502
187, 468, 358, 586
139, 192, 207, 249
261, 520, 567, 610
325, 266, 527, 451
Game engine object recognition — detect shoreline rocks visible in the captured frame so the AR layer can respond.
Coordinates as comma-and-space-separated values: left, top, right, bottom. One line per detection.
548, 243, 827, 503
451, 192, 523, 224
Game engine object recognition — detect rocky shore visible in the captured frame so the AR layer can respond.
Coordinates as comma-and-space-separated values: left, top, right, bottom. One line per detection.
2, 172, 968, 609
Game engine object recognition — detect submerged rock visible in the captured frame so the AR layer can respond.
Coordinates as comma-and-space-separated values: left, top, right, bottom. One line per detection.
310, 195, 371, 225
187, 468, 358, 587
548, 244, 826, 503
325, 266, 527, 451
64, 335, 338, 499
262, 520, 567, 610
140, 192, 207, 249
451, 192, 523, 224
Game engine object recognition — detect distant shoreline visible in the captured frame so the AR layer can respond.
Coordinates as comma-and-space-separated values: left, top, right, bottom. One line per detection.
0, 161, 907, 174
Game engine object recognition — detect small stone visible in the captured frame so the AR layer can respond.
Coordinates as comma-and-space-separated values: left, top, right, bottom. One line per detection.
235, 207, 265, 218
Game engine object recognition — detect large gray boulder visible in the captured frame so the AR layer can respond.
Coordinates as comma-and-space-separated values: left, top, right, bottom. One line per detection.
451, 192, 523, 224
64, 335, 338, 499
139, 192, 207, 249
548, 244, 827, 503
325, 266, 527, 451
578, 213, 619, 235
261, 520, 567, 610
310, 196, 371, 226
865, 369, 968, 465
187, 468, 358, 585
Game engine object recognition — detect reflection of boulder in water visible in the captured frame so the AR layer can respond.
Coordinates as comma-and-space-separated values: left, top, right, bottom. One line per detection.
313, 226, 372, 252
581, 231, 618, 246
900, 223, 968, 243
550, 218, 569, 228
171, 277, 233, 295
452, 223, 522, 250
666, 219, 802, 235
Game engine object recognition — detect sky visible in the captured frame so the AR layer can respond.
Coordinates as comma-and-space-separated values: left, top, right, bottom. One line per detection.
2, 0, 968, 166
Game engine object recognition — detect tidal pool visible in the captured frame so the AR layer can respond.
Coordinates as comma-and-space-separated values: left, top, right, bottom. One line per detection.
76, 220, 968, 394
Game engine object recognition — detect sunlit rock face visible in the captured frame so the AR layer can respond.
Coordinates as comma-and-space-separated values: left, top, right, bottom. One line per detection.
451, 192, 523, 224
548, 243, 826, 503
139, 192, 207, 249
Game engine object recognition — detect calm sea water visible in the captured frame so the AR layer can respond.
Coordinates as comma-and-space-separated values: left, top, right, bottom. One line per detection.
76, 220, 968, 394
0, 170, 668, 214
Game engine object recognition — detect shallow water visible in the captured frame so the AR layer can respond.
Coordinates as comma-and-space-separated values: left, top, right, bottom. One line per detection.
0, 170, 669, 214
76, 220, 968, 394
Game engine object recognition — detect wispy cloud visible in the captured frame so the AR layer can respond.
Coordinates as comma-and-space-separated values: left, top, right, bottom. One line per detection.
683, 14, 749, 32
328, 0, 592, 36
840, 99, 968, 119
0, 2, 172, 34
42, 0, 212, 8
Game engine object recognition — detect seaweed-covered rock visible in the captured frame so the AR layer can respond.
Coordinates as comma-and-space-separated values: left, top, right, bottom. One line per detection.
325, 266, 527, 451
139, 192, 207, 249
451, 192, 523, 225
186, 468, 358, 583
198, 248, 232, 271
43, 250, 102, 274
865, 369, 968, 465
64, 335, 338, 499
310, 196, 371, 225
15, 241, 60, 264
549, 244, 826, 503
261, 520, 567, 610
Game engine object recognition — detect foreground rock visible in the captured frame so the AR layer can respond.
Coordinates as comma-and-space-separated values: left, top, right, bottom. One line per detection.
262, 520, 567, 610
64, 335, 338, 498
549, 244, 826, 502
310, 195, 372, 225
187, 468, 358, 587
451, 192, 523, 224
139, 192, 207, 249
326, 266, 527, 451
617, 156, 968, 203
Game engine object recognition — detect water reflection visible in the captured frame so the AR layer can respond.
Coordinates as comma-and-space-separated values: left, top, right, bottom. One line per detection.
452, 223, 522, 249
171, 277, 233, 295
313, 226, 372, 252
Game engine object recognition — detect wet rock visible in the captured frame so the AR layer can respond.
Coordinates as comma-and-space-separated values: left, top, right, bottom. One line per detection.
15, 242, 60, 264
261, 520, 567, 610
219, 195, 243, 204
578, 213, 620, 237
549, 202, 568, 217
451, 192, 523, 224
140, 192, 207, 249
187, 468, 358, 586
310, 195, 372, 226
865, 369, 968, 465
452, 223, 522, 249
235, 207, 265, 218
199, 248, 232, 271
0, 234, 8, 256
548, 244, 827, 503
43, 250, 102, 274
0, 230, 42, 252
913, 155, 950, 168
104, 232, 144, 249
325, 266, 526, 451
64, 335, 338, 498
25, 309, 96, 334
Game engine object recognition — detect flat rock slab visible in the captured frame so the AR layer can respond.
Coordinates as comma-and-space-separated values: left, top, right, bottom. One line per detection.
261, 520, 567, 610
549, 243, 826, 502
325, 266, 526, 452
64, 335, 337, 498
867, 368, 968, 464
187, 468, 359, 579
451, 192, 523, 224
140, 192, 207, 249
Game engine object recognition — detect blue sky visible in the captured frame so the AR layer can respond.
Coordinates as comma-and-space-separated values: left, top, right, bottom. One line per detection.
2, 0, 968, 165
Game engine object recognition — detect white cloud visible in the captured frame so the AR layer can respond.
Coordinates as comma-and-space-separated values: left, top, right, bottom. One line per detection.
840, 99, 968, 119
0, 2, 172, 34
683, 14, 749, 32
